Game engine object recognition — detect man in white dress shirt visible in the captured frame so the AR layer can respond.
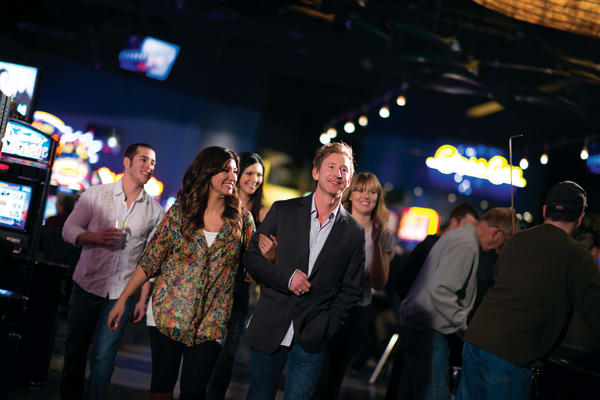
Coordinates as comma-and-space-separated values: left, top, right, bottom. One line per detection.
60, 143, 165, 400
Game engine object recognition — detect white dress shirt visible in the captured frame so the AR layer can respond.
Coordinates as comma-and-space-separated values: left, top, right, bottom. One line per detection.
63, 181, 165, 299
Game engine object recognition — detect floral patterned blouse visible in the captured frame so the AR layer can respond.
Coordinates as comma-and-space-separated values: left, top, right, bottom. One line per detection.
138, 202, 255, 346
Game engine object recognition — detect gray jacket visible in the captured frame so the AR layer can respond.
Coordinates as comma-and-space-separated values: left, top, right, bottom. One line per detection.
398, 224, 480, 334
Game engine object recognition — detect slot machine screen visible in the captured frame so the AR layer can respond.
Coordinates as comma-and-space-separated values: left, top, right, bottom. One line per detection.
0, 179, 33, 231
44, 194, 58, 223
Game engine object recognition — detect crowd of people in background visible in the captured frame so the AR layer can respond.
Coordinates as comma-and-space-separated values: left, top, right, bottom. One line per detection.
51, 140, 600, 400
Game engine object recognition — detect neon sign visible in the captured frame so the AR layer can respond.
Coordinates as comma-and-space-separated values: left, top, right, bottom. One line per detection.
51, 156, 90, 191
33, 111, 104, 164
2, 120, 51, 162
397, 207, 440, 242
425, 145, 526, 188
586, 154, 600, 174
94, 167, 164, 199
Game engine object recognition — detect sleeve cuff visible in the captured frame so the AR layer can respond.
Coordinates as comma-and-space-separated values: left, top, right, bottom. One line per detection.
63, 226, 86, 247
288, 269, 298, 290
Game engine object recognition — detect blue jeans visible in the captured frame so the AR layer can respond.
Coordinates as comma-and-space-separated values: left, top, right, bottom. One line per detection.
247, 344, 327, 400
398, 326, 450, 400
456, 342, 534, 400
60, 283, 133, 400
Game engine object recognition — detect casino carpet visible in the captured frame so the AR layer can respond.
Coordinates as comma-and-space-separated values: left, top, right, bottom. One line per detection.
7, 312, 388, 400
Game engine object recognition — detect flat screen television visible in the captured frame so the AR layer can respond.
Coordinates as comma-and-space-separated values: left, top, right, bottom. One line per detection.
0, 179, 34, 231
0, 61, 38, 119
119, 36, 180, 81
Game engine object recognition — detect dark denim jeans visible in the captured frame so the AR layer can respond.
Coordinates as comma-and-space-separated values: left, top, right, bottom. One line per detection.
247, 344, 327, 400
60, 283, 133, 400
456, 342, 534, 400
398, 326, 450, 400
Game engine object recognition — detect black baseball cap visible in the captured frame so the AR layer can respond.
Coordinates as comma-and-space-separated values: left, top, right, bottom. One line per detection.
545, 181, 587, 216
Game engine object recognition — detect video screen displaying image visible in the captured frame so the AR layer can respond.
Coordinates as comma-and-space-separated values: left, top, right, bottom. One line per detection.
119, 36, 180, 81
0, 61, 38, 118
2, 119, 51, 162
44, 194, 58, 224
0, 180, 33, 231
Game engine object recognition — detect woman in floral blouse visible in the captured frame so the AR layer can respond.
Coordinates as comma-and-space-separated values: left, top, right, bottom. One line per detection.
108, 146, 255, 400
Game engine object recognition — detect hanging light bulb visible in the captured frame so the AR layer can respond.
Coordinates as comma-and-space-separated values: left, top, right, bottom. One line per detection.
107, 136, 118, 148
379, 105, 390, 118
326, 127, 337, 138
396, 95, 406, 107
319, 133, 331, 144
343, 121, 356, 134
358, 115, 368, 127
580, 145, 589, 160
519, 157, 529, 170
540, 153, 549, 165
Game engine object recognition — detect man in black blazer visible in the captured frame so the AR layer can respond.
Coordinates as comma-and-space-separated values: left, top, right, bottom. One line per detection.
244, 142, 366, 400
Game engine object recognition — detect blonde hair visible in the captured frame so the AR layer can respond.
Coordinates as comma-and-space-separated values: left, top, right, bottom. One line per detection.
313, 142, 355, 176
342, 172, 390, 225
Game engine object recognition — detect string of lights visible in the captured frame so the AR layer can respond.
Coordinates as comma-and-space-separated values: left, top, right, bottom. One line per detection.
318, 84, 600, 168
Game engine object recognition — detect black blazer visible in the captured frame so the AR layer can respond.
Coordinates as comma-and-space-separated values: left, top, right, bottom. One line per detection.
244, 195, 365, 354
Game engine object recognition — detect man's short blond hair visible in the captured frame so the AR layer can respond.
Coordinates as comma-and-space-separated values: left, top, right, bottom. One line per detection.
313, 142, 355, 176
481, 207, 520, 238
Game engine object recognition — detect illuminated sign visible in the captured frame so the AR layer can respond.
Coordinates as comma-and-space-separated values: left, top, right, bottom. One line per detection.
397, 207, 440, 242
51, 156, 90, 191
93, 167, 164, 198
33, 111, 104, 164
426, 145, 526, 188
2, 120, 51, 162
586, 154, 600, 174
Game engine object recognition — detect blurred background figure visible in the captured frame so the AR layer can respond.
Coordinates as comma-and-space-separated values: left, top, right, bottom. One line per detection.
574, 228, 600, 266
40, 194, 81, 268
397, 207, 515, 400
385, 203, 479, 400
395, 203, 479, 302
561, 226, 600, 351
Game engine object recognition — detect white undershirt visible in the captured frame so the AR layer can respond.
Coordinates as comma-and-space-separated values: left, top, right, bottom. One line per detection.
146, 230, 218, 327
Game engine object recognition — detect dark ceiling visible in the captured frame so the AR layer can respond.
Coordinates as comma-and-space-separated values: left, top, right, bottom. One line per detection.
5, 0, 600, 152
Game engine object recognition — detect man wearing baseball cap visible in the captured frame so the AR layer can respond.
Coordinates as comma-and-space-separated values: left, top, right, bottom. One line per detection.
456, 181, 600, 400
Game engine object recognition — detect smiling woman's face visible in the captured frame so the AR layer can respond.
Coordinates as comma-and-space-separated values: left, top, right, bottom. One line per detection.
210, 158, 238, 196
238, 162, 264, 196
350, 183, 378, 214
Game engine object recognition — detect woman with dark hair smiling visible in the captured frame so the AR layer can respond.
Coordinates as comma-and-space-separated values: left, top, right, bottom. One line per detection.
237, 152, 269, 225
207, 151, 269, 400
108, 146, 254, 400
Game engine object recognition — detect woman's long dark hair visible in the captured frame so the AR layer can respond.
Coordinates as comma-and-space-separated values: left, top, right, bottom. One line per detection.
178, 146, 242, 241
238, 152, 265, 223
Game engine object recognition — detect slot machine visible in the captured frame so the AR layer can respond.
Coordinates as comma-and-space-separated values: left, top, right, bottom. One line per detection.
0, 118, 57, 261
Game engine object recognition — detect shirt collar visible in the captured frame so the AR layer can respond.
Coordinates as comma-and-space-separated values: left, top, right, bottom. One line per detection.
310, 193, 341, 222
112, 180, 147, 202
